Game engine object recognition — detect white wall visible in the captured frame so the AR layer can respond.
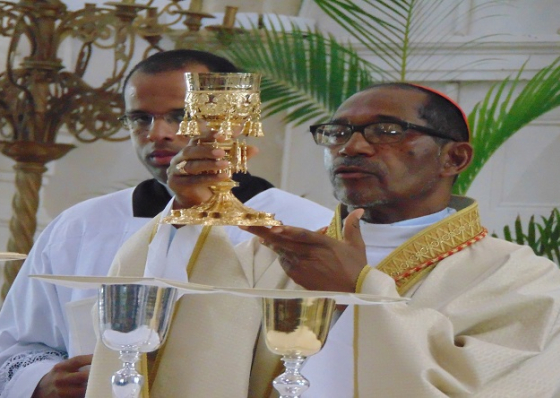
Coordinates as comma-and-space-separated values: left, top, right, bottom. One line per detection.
0, 1, 559, 290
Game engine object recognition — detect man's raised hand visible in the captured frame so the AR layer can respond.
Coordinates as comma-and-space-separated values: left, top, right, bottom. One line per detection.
241, 209, 367, 292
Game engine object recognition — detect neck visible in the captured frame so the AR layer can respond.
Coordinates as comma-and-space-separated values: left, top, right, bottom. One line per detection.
345, 200, 450, 224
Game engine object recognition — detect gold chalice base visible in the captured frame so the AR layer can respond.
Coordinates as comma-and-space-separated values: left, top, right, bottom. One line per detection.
161, 181, 282, 226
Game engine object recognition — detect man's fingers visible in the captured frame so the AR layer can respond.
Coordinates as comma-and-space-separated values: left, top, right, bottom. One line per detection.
343, 208, 365, 247
52, 355, 92, 372
171, 158, 230, 178
171, 141, 258, 177
173, 144, 227, 166
242, 225, 323, 245
60, 370, 90, 386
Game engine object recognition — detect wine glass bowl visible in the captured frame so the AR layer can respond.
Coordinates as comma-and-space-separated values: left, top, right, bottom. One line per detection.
263, 297, 336, 398
98, 284, 177, 398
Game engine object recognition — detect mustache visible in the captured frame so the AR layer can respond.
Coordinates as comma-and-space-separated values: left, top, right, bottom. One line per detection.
149, 143, 177, 153
332, 157, 386, 175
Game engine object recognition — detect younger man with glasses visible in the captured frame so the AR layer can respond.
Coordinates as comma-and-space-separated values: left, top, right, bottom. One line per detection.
0, 50, 332, 398
87, 82, 560, 396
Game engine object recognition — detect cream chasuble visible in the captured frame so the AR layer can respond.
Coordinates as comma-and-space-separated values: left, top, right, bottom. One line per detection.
303, 196, 560, 397
85, 216, 296, 397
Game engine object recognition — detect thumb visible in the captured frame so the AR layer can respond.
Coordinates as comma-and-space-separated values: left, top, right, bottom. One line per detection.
343, 208, 365, 247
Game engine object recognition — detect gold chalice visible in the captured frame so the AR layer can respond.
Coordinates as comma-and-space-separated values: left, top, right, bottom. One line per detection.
263, 297, 336, 397
162, 72, 281, 226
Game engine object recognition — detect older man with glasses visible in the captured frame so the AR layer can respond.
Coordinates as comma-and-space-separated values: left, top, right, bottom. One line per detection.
0, 50, 332, 398
247, 83, 560, 397
86, 82, 560, 397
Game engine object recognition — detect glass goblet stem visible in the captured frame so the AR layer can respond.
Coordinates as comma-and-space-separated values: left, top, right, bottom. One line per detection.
273, 354, 309, 398
111, 350, 144, 398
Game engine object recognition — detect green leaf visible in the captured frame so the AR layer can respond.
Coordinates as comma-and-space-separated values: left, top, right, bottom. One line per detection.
514, 215, 525, 245
526, 215, 537, 248
455, 56, 560, 194
502, 225, 512, 242
313, 0, 496, 81
217, 21, 380, 125
498, 210, 560, 265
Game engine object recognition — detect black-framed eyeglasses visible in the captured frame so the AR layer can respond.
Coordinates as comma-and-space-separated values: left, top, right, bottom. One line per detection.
309, 118, 455, 147
118, 110, 186, 133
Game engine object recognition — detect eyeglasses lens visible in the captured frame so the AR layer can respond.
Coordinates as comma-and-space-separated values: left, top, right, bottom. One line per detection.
314, 122, 406, 146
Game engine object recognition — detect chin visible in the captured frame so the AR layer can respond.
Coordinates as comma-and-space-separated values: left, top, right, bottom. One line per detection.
149, 168, 168, 184
335, 189, 388, 208
335, 190, 363, 207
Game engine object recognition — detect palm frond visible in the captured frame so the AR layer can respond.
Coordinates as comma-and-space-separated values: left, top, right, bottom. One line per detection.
454, 56, 560, 194
312, 0, 499, 81
218, 21, 382, 125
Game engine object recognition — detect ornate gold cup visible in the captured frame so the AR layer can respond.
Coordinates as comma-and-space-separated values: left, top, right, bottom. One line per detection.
162, 72, 281, 226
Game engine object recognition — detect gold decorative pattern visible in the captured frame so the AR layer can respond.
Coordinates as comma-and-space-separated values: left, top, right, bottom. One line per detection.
326, 196, 487, 295
354, 265, 373, 293
164, 73, 280, 227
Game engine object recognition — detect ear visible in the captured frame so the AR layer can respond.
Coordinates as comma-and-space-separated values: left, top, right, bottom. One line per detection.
440, 142, 473, 178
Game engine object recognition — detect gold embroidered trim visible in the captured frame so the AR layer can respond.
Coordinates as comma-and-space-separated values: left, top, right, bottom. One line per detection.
376, 199, 484, 293
353, 306, 360, 398
186, 226, 212, 276
394, 228, 488, 295
355, 266, 373, 293
140, 353, 149, 398
329, 196, 486, 398
325, 205, 343, 241
149, 214, 162, 242
326, 196, 485, 295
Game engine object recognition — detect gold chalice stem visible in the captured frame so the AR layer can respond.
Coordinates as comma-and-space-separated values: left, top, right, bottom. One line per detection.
162, 139, 279, 226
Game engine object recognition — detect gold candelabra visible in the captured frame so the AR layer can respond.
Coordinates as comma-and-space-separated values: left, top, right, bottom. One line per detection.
0, 0, 245, 299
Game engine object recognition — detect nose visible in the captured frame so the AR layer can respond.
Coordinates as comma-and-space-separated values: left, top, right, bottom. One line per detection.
338, 131, 375, 156
146, 118, 178, 142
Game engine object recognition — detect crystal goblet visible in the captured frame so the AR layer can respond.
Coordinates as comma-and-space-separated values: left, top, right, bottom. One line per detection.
98, 284, 177, 398
263, 297, 336, 398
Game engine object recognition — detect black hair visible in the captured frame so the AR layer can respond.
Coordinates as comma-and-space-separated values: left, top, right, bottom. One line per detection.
122, 49, 239, 94
361, 83, 469, 143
